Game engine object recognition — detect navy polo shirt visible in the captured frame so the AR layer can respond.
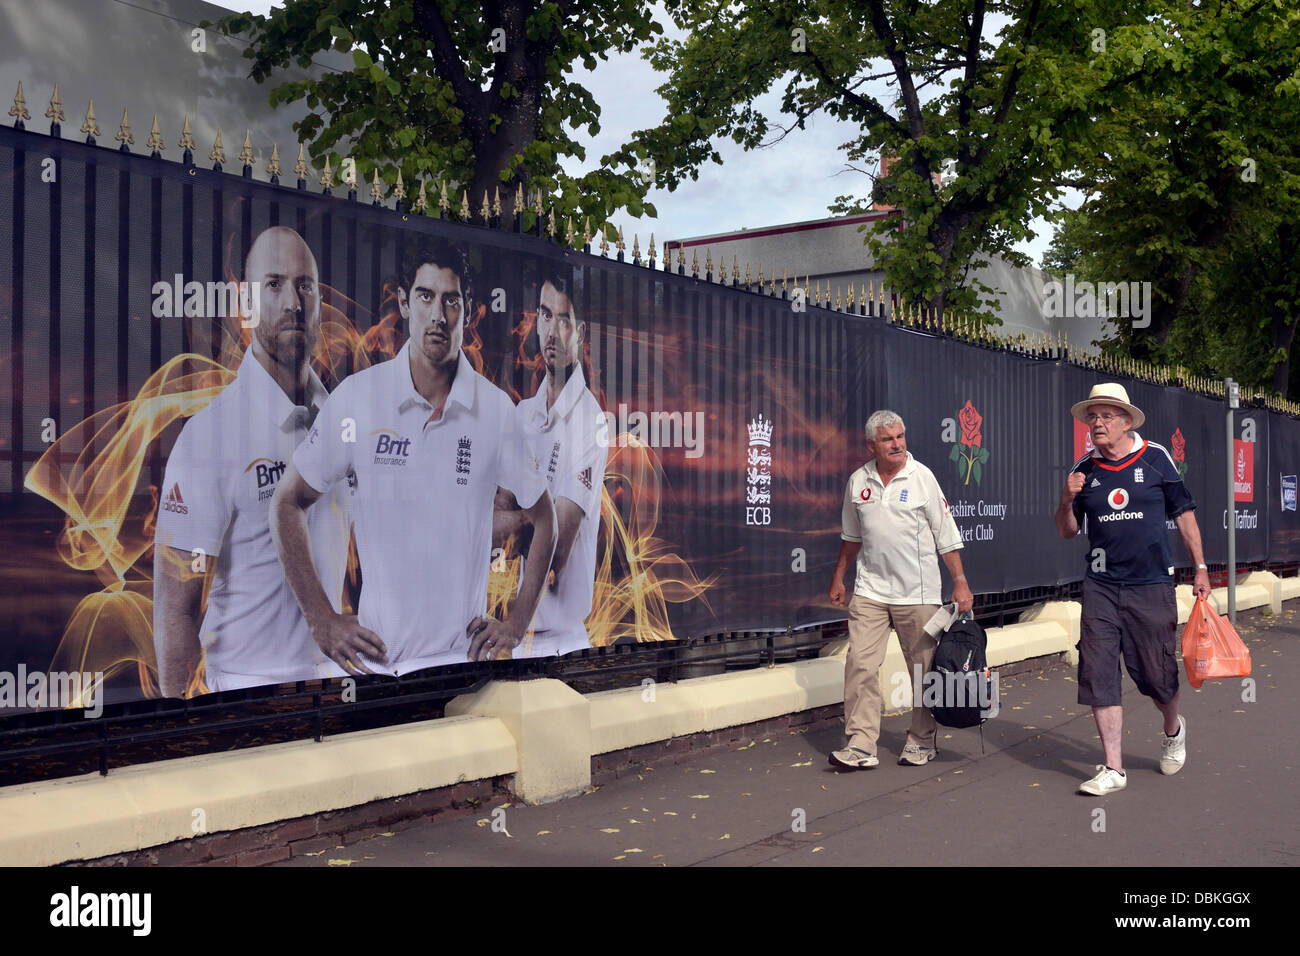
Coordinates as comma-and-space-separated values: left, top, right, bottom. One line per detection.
1070, 433, 1196, 586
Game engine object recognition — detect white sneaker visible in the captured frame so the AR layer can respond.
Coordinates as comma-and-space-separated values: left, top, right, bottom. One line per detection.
898, 742, 938, 766
1078, 765, 1127, 795
1160, 715, 1187, 775
829, 746, 879, 770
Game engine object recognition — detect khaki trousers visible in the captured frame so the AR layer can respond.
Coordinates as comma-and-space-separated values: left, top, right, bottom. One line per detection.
844, 594, 940, 753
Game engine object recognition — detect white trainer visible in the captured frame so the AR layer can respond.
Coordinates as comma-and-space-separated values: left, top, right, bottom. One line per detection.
1160, 715, 1187, 775
1078, 765, 1127, 795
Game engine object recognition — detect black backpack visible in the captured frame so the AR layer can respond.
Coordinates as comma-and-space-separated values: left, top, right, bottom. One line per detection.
926, 615, 998, 729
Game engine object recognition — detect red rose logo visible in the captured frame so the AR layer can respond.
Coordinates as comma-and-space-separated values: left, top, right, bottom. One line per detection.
1170, 428, 1189, 480
949, 400, 990, 486
959, 400, 983, 448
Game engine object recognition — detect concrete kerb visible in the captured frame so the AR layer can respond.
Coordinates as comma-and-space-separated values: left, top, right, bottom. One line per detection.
0, 715, 516, 868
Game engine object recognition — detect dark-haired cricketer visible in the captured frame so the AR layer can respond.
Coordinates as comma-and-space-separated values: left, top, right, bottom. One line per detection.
271, 239, 556, 674
498, 274, 607, 657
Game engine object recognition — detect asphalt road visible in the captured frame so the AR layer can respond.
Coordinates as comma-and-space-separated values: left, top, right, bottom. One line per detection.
277, 607, 1297, 869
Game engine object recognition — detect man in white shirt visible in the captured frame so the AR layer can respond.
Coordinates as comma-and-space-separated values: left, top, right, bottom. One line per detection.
270, 239, 556, 674
497, 271, 607, 657
153, 226, 350, 696
828, 410, 973, 768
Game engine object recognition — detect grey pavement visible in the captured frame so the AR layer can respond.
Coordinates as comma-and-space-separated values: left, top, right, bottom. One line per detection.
277, 607, 1298, 868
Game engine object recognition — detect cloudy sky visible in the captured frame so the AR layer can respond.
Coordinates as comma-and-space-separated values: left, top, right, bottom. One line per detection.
209, 0, 1062, 261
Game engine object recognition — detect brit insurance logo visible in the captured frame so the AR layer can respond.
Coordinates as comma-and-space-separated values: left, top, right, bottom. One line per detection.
943, 400, 990, 486
370, 428, 411, 466
745, 413, 772, 526
245, 457, 287, 501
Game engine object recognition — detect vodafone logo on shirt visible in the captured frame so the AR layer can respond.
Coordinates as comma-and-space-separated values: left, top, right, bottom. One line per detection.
1098, 485, 1143, 521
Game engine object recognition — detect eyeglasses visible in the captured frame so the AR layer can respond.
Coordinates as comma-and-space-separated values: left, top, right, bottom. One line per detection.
1084, 412, 1124, 424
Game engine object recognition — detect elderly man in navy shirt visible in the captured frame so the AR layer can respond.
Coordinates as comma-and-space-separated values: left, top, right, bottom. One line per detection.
1056, 384, 1211, 796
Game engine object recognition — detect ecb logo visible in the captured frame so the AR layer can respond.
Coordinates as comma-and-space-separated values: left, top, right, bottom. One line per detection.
745, 413, 773, 526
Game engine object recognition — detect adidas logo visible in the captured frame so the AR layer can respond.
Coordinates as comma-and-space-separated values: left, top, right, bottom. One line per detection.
577, 466, 592, 490
162, 483, 189, 515
1090, 478, 1100, 488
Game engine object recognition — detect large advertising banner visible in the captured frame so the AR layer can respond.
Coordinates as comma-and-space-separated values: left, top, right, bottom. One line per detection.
2, 126, 1298, 711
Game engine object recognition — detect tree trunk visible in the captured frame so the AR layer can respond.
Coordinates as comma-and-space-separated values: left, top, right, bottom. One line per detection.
1272, 303, 1298, 397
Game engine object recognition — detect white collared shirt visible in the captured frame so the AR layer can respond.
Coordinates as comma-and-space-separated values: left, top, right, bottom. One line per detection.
154, 349, 350, 690
514, 364, 608, 655
294, 344, 546, 673
840, 452, 963, 605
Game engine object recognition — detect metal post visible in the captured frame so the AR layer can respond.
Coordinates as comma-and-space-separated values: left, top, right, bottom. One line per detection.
1225, 378, 1239, 626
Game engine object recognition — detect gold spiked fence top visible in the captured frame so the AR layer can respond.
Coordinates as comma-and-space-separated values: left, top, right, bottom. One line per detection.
6, 81, 1288, 413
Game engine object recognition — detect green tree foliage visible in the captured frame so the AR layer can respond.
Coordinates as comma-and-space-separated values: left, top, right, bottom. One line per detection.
218, 0, 662, 224
613, 0, 1141, 319
1042, 0, 1300, 395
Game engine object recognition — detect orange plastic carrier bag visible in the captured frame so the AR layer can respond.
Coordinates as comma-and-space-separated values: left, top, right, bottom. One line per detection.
1181, 595, 1252, 689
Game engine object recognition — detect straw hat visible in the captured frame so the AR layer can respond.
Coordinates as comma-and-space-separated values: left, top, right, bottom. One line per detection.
1070, 383, 1145, 429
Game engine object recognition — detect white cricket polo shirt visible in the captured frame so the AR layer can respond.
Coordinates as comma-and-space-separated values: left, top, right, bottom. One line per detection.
840, 452, 963, 605
294, 343, 547, 673
154, 349, 350, 691
515, 364, 608, 657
